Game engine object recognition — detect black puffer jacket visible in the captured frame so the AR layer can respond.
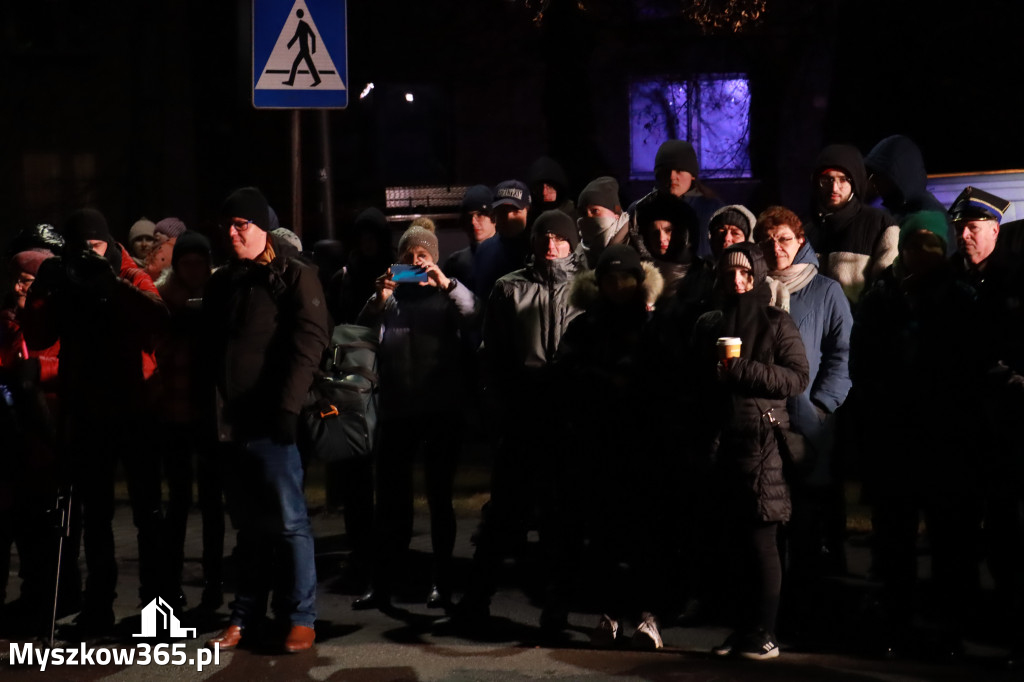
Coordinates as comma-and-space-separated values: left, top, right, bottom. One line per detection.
203, 235, 330, 441
693, 243, 809, 523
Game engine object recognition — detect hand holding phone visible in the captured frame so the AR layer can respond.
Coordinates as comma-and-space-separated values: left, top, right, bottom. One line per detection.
390, 264, 430, 284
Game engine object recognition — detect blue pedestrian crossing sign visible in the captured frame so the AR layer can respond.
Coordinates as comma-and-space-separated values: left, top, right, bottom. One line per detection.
253, 0, 348, 109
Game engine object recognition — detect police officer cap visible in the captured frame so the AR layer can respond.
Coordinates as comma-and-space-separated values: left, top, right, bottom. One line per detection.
948, 186, 1011, 224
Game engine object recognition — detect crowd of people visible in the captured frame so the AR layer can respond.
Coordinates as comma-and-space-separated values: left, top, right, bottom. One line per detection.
1, 136, 1022, 665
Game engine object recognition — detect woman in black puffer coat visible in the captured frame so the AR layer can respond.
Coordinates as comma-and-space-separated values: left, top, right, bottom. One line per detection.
692, 241, 809, 660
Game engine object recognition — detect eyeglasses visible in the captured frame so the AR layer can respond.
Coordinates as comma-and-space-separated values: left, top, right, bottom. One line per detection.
761, 235, 796, 247
817, 174, 851, 189
225, 219, 253, 233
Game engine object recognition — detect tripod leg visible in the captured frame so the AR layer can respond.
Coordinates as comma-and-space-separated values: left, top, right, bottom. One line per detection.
48, 487, 71, 648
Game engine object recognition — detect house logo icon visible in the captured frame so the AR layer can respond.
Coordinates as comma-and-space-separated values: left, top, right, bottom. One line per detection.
133, 597, 197, 638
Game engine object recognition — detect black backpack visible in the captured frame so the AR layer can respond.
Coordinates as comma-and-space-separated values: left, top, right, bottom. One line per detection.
298, 324, 380, 462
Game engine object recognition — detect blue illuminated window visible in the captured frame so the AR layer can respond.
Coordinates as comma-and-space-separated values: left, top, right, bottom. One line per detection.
629, 75, 751, 180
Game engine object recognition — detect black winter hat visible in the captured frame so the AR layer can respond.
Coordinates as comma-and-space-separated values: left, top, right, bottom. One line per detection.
654, 140, 699, 177
62, 208, 111, 245
709, 205, 756, 239
172, 230, 212, 268
221, 187, 270, 232
532, 209, 579, 252
578, 177, 621, 213
461, 185, 493, 214
596, 244, 644, 283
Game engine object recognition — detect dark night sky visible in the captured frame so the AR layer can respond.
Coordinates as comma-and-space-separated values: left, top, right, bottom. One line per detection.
2, 0, 1022, 243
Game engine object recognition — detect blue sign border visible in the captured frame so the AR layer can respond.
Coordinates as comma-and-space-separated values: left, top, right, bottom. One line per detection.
253, 0, 348, 109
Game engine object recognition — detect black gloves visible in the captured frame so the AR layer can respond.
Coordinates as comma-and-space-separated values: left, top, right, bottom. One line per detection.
66, 247, 116, 298
270, 410, 299, 445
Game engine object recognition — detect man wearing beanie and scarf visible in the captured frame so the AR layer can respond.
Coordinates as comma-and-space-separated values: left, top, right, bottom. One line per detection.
629, 139, 724, 261
352, 224, 479, 612
202, 187, 329, 654
20, 207, 169, 635
576, 176, 638, 269
457, 209, 584, 634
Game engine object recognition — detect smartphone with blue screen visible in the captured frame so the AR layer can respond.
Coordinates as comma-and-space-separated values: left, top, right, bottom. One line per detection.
391, 264, 429, 283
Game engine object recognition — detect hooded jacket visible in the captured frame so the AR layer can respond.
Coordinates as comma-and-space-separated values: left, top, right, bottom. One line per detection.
771, 241, 852, 451
203, 233, 330, 442
555, 263, 664, 450
864, 135, 957, 255
808, 144, 900, 304
630, 187, 724, 262
693, 242, 809, 523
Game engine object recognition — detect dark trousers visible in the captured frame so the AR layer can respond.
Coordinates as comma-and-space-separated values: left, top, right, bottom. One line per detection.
324, 457, 373, 581
712, 502, 783, 636
371, 413, 461, 594
65, 416, 168, 612
466, 414, 572, 609
986, 493, 1024, 641
196, 441, 226, 589
157, 424, 194, 596
872, 493, 980, 631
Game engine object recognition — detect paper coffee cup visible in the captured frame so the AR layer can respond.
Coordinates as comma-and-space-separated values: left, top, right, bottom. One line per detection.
716, 337, 742, 360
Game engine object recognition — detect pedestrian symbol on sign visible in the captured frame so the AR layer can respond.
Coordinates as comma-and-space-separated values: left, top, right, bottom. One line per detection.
254, 0, 345, 93
283, 9, 320, 87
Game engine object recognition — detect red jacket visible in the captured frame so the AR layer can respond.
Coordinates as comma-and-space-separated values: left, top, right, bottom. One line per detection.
21, 242, 167, 419
116, 245, 161, 381
0, 308, 60, 391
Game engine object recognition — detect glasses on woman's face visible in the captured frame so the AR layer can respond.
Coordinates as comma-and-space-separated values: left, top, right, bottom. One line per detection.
762, 235, 796, 248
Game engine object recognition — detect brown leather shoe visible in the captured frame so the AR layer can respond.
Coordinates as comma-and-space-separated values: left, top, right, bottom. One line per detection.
206, 624, 244, 650
284, 625, 316, 653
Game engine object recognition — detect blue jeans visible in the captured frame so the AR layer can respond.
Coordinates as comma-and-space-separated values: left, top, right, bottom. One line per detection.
225, 439, 316, 628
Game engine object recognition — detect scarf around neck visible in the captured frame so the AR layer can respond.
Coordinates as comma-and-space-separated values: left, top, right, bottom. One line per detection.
769, 261, 816, 294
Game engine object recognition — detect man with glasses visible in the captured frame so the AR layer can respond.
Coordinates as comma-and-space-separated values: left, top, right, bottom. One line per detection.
807, 144, 899, 305
202, 187, 329, 654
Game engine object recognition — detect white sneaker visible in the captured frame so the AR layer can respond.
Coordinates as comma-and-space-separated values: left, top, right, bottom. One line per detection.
737, 630, 780, 660
591, 614, 619, 648
631, 612, 663, 650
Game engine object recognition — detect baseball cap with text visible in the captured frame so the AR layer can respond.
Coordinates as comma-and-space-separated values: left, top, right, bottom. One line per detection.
492, 180, 531, 210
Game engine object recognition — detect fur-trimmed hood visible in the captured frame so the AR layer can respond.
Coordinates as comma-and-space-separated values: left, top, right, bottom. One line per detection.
569, 261, 664, 311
